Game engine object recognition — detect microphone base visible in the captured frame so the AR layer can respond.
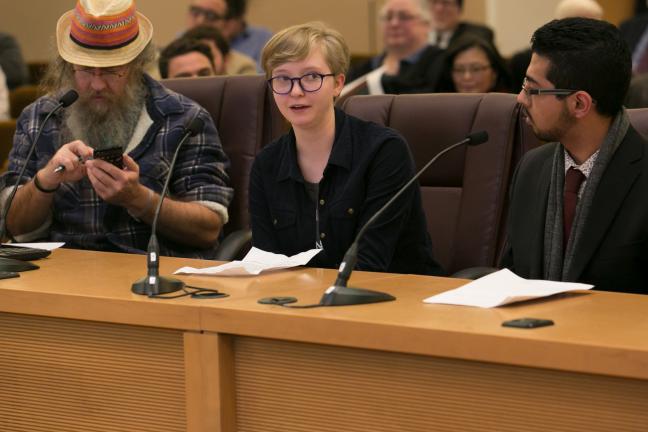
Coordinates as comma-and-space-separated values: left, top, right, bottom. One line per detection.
0, 257, 39, 272
131, 276, 185, 296
319, 285, 395, 306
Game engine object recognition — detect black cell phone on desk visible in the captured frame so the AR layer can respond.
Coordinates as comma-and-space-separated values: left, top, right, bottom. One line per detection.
93, 147, 124, 168
0, 271, 19, 280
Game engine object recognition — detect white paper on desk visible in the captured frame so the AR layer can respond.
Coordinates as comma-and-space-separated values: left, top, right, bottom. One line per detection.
174, 247, 322, 276
2, 242, 65, 251
424, 269, 593, 308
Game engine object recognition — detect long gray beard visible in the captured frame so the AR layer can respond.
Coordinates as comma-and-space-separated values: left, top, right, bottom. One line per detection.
63, 82, 147, 150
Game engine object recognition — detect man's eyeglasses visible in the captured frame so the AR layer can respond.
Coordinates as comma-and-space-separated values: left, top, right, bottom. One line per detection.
73, 67, 128, 83
380, 12, 420, 23
189, 5, 225, 22
268, 73, 335, 95
521, 77, 577, 98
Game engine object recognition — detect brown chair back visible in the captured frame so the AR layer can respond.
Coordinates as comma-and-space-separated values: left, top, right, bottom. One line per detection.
341, 92, 522, 273
9, 85, 44, 119
162, 75, 287, 235
0, 119, 17, 172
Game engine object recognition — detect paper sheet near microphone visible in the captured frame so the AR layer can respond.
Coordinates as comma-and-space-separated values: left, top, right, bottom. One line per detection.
174, 247, 322, 276
424, 268, 593, 308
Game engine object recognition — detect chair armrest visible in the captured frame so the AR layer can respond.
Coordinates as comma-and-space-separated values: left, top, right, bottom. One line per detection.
451, 266, 500, 280
214, 229, 252, 261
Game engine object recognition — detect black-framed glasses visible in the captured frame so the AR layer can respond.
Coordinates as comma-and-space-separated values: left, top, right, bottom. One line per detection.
267, 73, 335, 95
189, 5, 225, 22
521, 77, 577, 98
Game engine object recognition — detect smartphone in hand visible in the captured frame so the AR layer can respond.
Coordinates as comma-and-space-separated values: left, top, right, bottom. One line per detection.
93, 147, 124, 168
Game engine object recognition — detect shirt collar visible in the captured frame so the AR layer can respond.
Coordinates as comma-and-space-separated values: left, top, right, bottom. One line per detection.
563, 149, 599, 179
276, 108, 352, 182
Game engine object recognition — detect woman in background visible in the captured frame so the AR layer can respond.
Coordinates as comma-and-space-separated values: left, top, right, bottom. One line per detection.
436, 36, 512, 93
249, 22, 442, 275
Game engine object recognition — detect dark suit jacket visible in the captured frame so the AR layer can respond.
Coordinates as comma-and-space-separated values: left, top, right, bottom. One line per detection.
619, 13, 648, 54
501, 125, 648, 294
0, 33, 29, 90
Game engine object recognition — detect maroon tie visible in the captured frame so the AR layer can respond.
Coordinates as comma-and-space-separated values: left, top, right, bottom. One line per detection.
563, 167, 586, 246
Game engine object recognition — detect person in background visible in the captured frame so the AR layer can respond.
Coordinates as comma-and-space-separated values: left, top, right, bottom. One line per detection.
436, 36, 511, 93
427, 0, 493, 49
509, 0, 603, 92
250, 22, 443, 275
344, 0, 443, 96
502, 18, 648, 294
184, 25, 256, 75
0, 32, 29, 90
159, 38, 217, 79
1, 0, 233, 258
185, 0, 257, 75
222, 0, 272, 71
0, 67, 9, 120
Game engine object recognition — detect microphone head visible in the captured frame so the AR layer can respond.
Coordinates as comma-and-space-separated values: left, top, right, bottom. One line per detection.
467, 131, 488, 146
59, 90, 79, 107
186, 117, 205, 137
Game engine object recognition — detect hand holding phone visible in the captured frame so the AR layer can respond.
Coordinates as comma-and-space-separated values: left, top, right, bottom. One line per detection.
93, 147, 124, 168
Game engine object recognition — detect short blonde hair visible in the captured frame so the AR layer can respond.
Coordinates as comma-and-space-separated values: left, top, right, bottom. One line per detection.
261, 22, 350, 78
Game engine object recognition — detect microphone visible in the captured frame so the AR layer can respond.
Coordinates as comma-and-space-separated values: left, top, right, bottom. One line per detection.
0, 89, 79, 273
132, 116, 205, 296
258, 131, 489, 307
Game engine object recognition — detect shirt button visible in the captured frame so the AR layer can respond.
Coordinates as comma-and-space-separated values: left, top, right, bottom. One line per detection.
320, 232, 326, 239
347, 208, 354, 215
319, 199, 325, 206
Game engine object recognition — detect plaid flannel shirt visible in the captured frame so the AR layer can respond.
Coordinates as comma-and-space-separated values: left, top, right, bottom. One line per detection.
1, 75, 233, 258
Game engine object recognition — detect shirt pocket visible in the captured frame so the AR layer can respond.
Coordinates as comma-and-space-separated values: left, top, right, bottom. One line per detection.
138, 159, 170, 191
327, 199, 360, 241
270, 208, 296, 231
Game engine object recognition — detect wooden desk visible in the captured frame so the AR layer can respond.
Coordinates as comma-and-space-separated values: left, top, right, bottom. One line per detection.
1, 249, 647, 432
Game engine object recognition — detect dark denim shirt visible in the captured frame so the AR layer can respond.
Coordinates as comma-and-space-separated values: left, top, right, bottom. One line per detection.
250, 108, 443, 275
1, 75, 233, 258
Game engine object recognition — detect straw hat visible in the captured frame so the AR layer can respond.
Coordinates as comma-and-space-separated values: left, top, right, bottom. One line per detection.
56, 0, 154, 67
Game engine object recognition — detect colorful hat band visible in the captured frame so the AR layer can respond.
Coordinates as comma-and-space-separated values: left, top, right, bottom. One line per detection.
70, 1, 140, 50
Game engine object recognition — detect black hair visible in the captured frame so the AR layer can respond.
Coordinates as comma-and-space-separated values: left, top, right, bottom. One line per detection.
531, 17, 631, 117
225, 0, 246, 19
159, 37, 215, 79
436, 35, 512, 93
184, 25, 231, 56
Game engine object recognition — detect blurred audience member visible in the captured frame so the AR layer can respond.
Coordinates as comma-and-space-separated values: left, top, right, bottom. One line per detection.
343, 0, 443, 96
222, 0, 271, 70
159, 38, 216, 79
185, 0, 257, 75
436, 36, 511, 93
0, 67, 8, 120
509, 0, 603, 91
427, 0, 493, 49
185, 25, 256, 75
0, 32, 29, 90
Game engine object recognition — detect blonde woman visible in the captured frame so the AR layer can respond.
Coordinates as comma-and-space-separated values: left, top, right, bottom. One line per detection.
249, 22, 442, 275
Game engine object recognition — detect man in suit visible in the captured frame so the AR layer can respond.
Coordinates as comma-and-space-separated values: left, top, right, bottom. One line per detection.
427, 0, 493, 49
501, 17, 648, 294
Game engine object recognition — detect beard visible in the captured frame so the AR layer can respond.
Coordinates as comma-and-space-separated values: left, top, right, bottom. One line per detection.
528, 104, 575, 143
63, 78, 147, 151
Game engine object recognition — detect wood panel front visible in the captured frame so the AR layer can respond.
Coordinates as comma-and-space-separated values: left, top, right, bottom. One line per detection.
234, 336, 648, 432
0, 312, 186, 432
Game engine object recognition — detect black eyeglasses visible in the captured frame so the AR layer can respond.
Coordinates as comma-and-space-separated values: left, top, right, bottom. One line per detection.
189, 5, 224, 22
267, 73, 335, 95
521, 77, 577, 98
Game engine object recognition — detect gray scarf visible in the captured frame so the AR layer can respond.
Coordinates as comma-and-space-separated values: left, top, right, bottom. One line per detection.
543, 109, 629, 281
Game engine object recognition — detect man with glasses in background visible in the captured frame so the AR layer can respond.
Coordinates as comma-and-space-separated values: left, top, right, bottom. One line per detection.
185, 0, 257, 74
0, 0, 233, 259
427, 0, 493, 49
501, 18, 648, 294
344, 0, 444, 96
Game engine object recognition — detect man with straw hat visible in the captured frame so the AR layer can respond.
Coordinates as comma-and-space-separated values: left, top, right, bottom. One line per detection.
0, 0, 233, 258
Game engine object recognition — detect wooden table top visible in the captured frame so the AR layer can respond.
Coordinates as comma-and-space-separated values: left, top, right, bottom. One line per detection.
1, 248, 647, 380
